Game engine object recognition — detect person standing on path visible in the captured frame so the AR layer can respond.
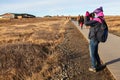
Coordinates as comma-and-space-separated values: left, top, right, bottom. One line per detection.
80, 15, 84, 29
84, 7, 106, 72
77, 15, 81, 26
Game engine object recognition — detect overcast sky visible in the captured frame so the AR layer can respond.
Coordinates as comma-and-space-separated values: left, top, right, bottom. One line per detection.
0, 0, 120, 16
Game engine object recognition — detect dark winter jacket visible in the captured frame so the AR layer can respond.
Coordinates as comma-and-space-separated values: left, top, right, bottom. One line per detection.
84, 16, 101, 40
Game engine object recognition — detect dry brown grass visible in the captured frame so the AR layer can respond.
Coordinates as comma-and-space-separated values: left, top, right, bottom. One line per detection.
0, 18, 66, 45
0, 17, 116, 80
0, 18, 69, 80
105, 16, 120, 36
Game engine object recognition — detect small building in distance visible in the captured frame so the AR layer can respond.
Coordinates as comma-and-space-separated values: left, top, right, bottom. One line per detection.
0, 13, 14, 19
14, 13, 36, 19
44, 15, 52, 18
0, 13, 36, 19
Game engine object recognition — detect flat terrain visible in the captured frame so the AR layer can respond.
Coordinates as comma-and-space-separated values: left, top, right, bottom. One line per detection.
105, 16, 120, 37
0, 18, 116, 80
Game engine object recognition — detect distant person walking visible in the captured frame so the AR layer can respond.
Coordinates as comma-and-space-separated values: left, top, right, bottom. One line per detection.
80, 15, 84, 29
77, 15, 81, 26
84, 7, 107, 72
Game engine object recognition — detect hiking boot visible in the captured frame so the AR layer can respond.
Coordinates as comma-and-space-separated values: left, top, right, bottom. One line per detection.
96, 64, 106, 71
89, 67, 97, 72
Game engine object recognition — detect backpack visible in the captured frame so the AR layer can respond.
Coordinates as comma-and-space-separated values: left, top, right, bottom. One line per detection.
96, 17, 108, 42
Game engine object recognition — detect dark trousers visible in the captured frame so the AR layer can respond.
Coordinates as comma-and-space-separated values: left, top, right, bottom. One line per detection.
89, 39, 101, 68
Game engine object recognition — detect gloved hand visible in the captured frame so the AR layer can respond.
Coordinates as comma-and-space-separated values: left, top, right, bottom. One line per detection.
85, 11, 90, 17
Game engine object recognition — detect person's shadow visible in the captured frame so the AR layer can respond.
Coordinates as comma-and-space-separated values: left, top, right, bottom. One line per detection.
97, 58, 120, 72
105, 58, 120, 65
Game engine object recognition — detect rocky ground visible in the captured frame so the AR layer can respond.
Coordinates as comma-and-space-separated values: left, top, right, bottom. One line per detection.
0, 18, 116, 80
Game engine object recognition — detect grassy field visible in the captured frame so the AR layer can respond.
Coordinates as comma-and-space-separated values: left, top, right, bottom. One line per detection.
105, 16, 120, 36
0, 17, 116, 80
0, 18, 66, 45
0, 18, 67, 80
